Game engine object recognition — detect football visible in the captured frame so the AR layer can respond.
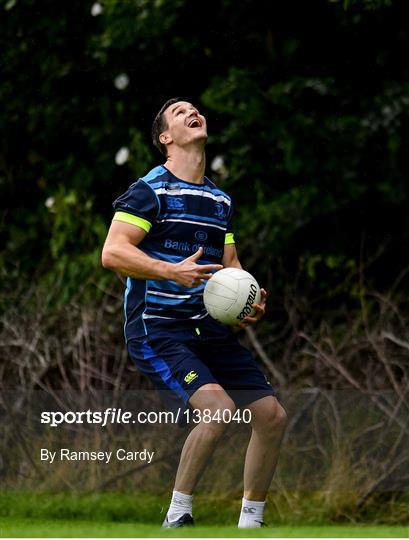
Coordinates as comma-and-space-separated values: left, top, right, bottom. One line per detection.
203, 268, 261, 325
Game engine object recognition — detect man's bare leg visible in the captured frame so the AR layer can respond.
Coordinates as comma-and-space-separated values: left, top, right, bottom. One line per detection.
238, 396, 287, 527
165, 383, 235, 523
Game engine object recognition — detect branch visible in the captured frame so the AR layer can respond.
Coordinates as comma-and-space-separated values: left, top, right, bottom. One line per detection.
245, 326, 286, 387
382, 332, 409, 352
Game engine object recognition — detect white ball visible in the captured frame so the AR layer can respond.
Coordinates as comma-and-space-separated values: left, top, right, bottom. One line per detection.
203, 268, 261, 325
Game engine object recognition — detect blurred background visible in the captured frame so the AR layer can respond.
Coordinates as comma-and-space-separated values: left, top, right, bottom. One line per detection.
0, 0, 408, 529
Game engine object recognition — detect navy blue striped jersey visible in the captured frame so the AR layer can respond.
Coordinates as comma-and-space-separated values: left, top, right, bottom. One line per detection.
112, 165, 235, 341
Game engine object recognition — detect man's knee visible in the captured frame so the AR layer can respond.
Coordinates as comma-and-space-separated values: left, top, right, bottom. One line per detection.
189, 383, 237, 435
272, 401, 287, 430
190, 384, 236, 413
250, 397, 287, 434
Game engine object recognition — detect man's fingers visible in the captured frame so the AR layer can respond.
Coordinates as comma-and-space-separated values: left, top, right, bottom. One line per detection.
192, 272, 219, 284
245, 314, 259, 322
197, 264, 223, 273
239, 308, 263, 326
237, 293, 267, 327
185, 246, 203, 262
238, 316, 257, 327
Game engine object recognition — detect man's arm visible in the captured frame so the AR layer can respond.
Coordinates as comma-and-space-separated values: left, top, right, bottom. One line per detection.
222, 243, 242, 269
101, 221, 222, 288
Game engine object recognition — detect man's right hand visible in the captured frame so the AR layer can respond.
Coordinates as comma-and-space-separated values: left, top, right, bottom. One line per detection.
169, 247, 223, 288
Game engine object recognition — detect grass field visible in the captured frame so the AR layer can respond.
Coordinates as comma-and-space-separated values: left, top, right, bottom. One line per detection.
1, 492, 408, 538
1, 518, 408, 538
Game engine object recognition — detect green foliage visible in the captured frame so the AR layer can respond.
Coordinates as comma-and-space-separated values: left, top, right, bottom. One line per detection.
1, 0, 408, 300
46, 187, 103, 260
338, 0, 393, 10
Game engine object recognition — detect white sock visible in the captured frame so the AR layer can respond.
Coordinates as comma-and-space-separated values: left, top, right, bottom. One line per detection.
238, 497, 265, 528
167, 490, 193, 522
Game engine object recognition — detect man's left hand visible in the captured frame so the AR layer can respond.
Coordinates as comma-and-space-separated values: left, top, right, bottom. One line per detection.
238, 288, 267, 328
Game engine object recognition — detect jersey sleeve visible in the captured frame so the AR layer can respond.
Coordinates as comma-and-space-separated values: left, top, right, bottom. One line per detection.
112, 180, 159, 233
224, 201, 235, 244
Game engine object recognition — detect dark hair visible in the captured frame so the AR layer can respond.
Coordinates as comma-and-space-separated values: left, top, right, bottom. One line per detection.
152, 97, 183, 156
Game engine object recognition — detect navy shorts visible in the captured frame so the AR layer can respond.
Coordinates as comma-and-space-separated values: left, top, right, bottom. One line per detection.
127, 315, 276, 409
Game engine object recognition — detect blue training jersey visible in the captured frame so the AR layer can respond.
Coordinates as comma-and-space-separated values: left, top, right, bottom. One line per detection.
112, 165, 235, 341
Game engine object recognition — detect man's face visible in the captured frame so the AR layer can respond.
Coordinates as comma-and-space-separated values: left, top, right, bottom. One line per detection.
160, 101, 207, 152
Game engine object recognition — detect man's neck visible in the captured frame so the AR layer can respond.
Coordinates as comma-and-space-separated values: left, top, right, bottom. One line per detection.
164, 147, 206, 184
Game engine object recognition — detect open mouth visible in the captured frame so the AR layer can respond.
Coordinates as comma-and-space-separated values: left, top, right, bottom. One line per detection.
187, 117, 202, 128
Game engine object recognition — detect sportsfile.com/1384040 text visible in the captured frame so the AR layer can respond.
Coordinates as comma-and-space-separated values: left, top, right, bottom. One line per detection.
40, 408, 252, 427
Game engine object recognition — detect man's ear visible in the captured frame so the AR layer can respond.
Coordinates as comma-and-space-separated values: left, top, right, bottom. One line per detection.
159, 132, 172, 146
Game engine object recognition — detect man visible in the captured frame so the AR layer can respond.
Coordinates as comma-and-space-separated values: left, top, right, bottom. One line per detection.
102, 98, 287, 528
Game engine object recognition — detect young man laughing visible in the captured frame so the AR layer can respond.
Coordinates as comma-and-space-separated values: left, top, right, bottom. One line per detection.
102, 98, 287, 528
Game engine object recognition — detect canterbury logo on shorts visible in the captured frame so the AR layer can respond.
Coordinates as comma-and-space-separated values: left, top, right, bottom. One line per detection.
184, 371, 198, 384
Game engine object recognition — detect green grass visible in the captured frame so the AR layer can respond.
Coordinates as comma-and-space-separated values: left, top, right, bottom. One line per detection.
1, 491, 408, 538
1, 518, 408, 538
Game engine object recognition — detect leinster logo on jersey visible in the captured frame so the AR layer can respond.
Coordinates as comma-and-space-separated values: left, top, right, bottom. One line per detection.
195, 230, 208, 242
166, 196, 184, 210
214, 202, 226, 219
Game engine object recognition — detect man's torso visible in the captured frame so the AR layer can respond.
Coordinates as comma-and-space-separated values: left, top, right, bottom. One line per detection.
112, 165, 233, 340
